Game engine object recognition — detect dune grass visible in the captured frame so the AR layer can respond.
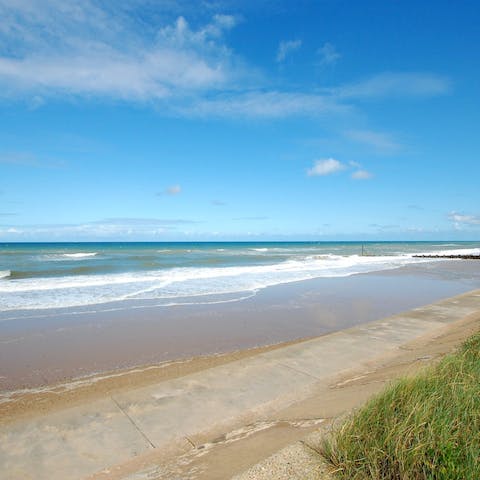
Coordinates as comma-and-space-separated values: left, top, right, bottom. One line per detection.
321, 332, 480, 479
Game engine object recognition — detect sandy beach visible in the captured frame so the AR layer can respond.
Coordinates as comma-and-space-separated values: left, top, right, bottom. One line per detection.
1, 260, 479, 392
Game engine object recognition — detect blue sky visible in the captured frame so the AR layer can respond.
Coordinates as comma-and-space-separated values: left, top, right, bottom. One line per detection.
0, 0, 479, 241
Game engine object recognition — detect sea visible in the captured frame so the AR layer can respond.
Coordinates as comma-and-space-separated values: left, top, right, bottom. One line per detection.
1, 241, 479, 317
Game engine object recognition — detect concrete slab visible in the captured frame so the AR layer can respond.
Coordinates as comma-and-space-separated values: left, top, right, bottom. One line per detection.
112, 358, 316, 448
0, 398, 151, 480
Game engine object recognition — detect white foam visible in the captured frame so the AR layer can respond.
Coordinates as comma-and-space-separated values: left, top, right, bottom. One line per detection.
41, 252, 98, 261
1, 246, 478, 313
432, 244, 461, 247
0, 253, 427, 311
0, 270, 10, 279
62, 252, 98, 258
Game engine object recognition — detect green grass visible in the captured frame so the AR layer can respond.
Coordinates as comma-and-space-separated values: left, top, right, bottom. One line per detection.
321, 333, 480, 479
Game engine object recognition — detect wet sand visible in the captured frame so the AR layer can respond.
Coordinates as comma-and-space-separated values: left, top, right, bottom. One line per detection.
1, 260, 479, 392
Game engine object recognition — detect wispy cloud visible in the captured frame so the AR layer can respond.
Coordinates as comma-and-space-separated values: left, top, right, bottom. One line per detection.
232, 216, 269, 221
93, 217, 197, 225
211, 199, 226, 206
0, 2, 451, 120
448, 211, 480, 228
307, 158, 346, 176
0, 151, 65, 168
183, 90, 349, 118
183, 71, 449, 118
0, 216, 201, 240
346, 129, 401, 154
0, 3, 239, 101
308, 158, 373, 180
317, 42, 340, 65
351, 169, 373, 180
338, 72, 451, 99
0, 152, 39, 166
369, 223, 400, 230
157, 184, 182, 196
276, 39, 302, 62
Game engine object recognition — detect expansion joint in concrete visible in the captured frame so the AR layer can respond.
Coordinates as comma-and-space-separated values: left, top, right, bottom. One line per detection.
184, 436, 196, 448
277, 362, 322, 381
110, 396, 156, 449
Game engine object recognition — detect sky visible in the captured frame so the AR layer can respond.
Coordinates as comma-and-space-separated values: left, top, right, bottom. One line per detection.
0, 0, 479, 241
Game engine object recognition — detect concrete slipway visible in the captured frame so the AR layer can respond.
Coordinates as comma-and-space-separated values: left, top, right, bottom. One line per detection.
1, 290, 479, 480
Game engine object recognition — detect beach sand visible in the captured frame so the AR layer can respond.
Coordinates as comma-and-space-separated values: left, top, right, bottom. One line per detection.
1, 260, 479, 392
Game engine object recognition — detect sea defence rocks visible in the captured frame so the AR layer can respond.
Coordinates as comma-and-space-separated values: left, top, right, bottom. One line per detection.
413, 254, 480, 259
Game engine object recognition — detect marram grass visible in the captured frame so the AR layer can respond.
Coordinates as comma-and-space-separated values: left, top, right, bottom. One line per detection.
322, 333, 480, 479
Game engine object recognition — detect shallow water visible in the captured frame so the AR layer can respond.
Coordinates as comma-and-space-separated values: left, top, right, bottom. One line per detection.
1, 241, 479, 316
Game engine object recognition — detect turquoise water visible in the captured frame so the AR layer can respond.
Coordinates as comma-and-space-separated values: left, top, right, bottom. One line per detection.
1, 241, 479, 312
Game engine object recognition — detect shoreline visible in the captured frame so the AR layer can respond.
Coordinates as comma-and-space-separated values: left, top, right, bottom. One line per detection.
1, 259, 480, 392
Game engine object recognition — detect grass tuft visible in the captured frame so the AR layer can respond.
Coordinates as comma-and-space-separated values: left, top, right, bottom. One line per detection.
322, 333, 480, 479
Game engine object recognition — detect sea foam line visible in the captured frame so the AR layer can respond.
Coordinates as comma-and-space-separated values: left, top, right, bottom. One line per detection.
0, 248, 478, 312
62, 252, 98, 258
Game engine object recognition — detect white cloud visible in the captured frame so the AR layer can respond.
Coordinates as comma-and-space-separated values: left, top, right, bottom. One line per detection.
317, 42, 340, 65
177, 71, 449, 117
0, 2, 451, 120
0, 152, 43, 166
346, 129, 401, 153
0, 217, 200, 240
93, 217, 195, 225
307, 158, 346, 176
276, 39, 302, 62
448, 211, 480, 227
181, 90, 349, 118
338, 72, 450, 99
0, 151, 65, 168
308, 158, 373, 179
158, 184, 182, 196
0, 3, 238, 101
351, 169, 373, 180
166, 184, 181, 195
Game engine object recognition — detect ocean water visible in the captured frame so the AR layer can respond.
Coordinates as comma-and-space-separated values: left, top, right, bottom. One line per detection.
0, 241, 479, 315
